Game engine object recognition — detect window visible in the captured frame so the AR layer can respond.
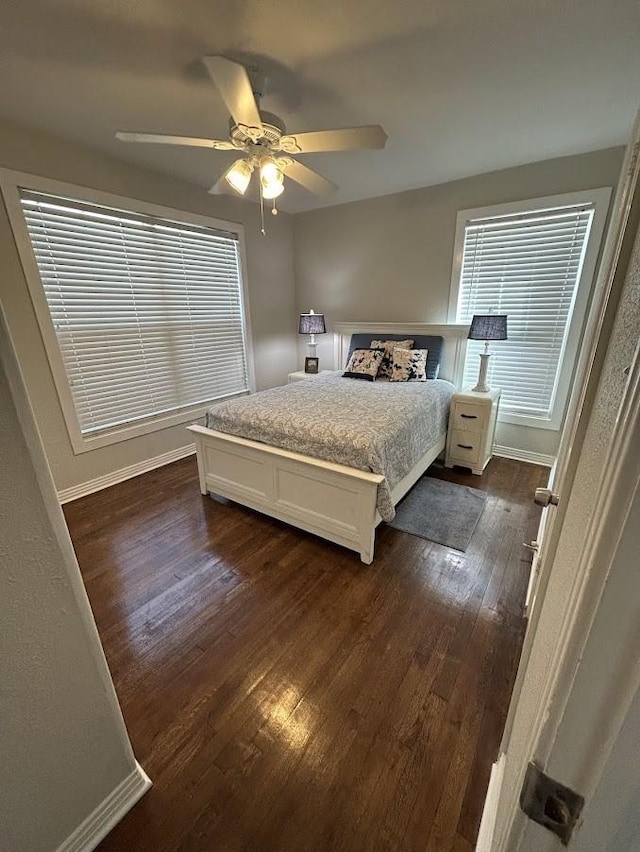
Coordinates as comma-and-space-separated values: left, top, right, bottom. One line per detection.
6, 180, 252, 452
449, 189, 610, 429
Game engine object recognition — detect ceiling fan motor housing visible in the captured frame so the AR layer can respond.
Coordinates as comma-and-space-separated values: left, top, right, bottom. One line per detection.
229, 110, 286, 147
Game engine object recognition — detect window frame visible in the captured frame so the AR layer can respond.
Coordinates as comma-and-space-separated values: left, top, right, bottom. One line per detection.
448, 188, 611, 430
1, 169, 255, 454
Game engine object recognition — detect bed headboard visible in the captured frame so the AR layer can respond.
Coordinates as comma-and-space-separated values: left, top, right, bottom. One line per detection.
333, 322, 470, 388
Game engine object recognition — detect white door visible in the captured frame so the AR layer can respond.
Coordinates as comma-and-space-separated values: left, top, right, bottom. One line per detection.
477, 114, 640, 851
530, 455, 640, 852
522, 460, 556, 619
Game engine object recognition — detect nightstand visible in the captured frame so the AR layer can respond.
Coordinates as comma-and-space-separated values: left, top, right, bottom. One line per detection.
445, 387, 501, 475
287, 370, 332, 383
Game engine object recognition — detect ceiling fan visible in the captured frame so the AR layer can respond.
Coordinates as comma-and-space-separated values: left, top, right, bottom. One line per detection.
116, 56, 388, 211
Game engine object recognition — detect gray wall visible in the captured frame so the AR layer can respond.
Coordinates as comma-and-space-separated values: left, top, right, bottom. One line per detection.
0, 310, 140, 851
293, 147, 624, 457
0, 119, 298, 493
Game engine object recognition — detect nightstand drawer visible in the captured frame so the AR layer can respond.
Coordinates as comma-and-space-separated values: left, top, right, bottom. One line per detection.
449, 429, 482, 464
452, 402, 485, 433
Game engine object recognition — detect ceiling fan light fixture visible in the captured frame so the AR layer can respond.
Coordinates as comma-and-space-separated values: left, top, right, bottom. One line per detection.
259, 156, 280, 184
261, 173, 284, 199
258, 156, 284, 199
224, 159, 253, 195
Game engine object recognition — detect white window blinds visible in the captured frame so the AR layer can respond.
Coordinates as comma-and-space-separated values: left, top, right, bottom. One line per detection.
20, 190, 250, 435
456, 204, 595, 420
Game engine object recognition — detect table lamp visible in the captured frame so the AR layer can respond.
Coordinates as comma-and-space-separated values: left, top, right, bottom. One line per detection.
468, 314, 508, 393
298, 309, 326, 372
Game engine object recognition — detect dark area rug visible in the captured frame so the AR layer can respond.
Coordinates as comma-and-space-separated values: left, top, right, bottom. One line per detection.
387, 476, 487, 551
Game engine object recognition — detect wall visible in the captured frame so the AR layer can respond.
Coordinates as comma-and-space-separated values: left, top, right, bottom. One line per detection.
293, 147, 624, 458
0, 308, 147, 851
0, 118, 298, 493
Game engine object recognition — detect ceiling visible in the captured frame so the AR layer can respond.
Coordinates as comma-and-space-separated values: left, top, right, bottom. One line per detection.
1, 0, 638, 213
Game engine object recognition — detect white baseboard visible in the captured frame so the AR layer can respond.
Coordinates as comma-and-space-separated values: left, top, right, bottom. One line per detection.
493, 444, 555, 467
58, 443, 196, 503
56, 762, 151, 852
476, 753, 506, 852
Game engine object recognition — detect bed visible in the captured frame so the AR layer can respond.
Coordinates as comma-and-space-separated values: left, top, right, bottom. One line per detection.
188, 323, 469, 563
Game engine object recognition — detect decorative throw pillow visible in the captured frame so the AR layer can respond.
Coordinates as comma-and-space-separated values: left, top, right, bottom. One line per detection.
343, 348, 385, 381
370, 338, 414, 378
390, 348, 429, 382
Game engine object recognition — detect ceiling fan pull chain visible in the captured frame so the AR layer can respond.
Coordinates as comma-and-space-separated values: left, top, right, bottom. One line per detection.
259, 180, 266, 236
272, 198, 278, 216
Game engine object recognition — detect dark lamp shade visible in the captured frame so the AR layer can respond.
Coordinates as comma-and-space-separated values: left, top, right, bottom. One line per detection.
468, 314, 508, 341
298, 313, 326, 335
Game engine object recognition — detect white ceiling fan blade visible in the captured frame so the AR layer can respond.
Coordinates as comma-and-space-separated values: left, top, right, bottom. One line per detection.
202, 56, 263, 135
116, 132, 236, 150
285, 161, 337, 196
280, 125, 387, 154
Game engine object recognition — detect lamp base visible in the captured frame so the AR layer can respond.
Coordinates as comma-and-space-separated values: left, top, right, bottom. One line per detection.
472, 352, 491, 393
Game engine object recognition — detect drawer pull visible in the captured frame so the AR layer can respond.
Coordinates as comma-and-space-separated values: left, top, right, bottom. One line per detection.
460, 413, 478, 419
457, 443, 474, 450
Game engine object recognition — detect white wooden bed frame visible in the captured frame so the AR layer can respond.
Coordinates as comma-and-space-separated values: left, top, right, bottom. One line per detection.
188, 323, 469, 564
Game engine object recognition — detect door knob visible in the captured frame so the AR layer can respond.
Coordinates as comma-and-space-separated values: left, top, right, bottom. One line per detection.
534, 487, 559, 507
523, 540, 539, 552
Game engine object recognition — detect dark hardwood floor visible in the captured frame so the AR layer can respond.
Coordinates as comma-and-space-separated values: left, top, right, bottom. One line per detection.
63, 455, 547, 851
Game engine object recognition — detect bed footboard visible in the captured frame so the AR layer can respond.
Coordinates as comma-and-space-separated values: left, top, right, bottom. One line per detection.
188, 425, 384, 564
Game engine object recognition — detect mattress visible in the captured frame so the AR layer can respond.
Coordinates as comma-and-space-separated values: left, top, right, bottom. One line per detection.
205, 372, 455, 521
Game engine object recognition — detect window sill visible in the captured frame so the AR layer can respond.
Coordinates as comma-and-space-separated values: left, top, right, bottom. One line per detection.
498, 409, 561, 432
69, 392, 250, 455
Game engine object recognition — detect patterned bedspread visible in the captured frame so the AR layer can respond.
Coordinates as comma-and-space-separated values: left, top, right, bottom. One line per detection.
205, 372, 454, 521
